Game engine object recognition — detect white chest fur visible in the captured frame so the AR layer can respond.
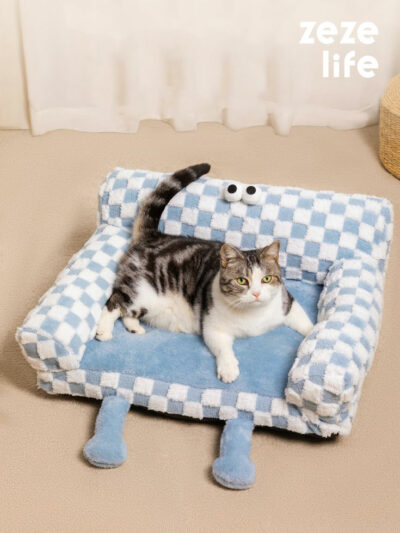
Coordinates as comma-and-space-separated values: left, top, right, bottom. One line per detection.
206, 276, 285, 338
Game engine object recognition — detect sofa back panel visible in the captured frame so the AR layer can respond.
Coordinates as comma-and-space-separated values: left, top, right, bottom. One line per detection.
99, 168, 393, 284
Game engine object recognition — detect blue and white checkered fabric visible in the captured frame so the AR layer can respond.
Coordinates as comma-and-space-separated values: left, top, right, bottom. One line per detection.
37, 371, 311, 435
16, 167, 393, 437
99, 168, 393, 284
17, 224, 131, 371
286, 256, 384, 435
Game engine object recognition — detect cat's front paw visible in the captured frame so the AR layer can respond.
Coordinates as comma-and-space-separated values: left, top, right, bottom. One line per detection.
122, 317, 146, 335
96, 329, 113, 342
217, 357, 240, 383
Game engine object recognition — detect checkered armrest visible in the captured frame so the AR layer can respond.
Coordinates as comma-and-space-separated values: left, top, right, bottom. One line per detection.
16, 224, 131, 372
285, 256, 384, 436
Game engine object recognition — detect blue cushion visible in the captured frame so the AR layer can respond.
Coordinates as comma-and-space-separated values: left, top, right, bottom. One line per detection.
81, 280, 321, 398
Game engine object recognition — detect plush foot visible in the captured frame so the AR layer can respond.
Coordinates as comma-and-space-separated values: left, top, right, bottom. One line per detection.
83, 396, 130, 468
213, 455, 255, 490
218, 356, 240, 383
212, 418, 255, 490
122, 316, 146, 335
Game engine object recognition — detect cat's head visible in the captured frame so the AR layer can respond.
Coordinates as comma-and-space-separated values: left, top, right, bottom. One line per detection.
219, 241, 282, 307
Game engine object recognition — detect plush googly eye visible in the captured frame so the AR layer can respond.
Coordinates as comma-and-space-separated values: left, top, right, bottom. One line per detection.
224, 182, 243, 202
242, 185, 262, 205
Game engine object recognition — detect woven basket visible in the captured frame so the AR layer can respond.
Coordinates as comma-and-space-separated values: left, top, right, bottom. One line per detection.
379, 74, 400, 180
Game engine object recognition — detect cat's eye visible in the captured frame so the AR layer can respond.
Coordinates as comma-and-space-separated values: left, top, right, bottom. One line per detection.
224, 182, 243, 202
242, 185, 262, 205
262, 275, 272, 283
237, 277, 248, 285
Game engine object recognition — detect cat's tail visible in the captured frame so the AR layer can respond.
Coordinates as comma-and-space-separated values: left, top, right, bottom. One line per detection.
133, 163, 211, 241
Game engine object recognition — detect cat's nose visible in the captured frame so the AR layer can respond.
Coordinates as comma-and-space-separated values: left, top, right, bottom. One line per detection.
252, 291, 260, 299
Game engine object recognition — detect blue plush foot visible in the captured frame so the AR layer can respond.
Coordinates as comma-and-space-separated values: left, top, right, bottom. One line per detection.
83, 395, 130, 468
212, 418, 255, 490
213, 455, 255, 490
84, 434, 127, 468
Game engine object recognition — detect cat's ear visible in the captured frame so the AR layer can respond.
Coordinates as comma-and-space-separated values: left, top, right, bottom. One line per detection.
220, 244, 244, 268
261, 241, 280, 262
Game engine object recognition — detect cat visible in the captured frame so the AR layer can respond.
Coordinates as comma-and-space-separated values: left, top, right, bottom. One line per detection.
96, 163, 313, 383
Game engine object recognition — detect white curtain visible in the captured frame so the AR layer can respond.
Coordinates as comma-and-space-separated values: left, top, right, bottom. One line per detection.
4, 0, 400, 134
0, 0, 29, 129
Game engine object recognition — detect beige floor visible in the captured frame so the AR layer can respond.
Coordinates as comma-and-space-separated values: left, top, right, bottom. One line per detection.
1, 122, 399, 533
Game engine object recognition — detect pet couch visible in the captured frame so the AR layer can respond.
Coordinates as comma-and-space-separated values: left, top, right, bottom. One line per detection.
16, 168, 393, 489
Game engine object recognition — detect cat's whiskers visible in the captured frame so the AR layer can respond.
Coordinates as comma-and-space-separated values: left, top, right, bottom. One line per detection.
228, 296, 249, 310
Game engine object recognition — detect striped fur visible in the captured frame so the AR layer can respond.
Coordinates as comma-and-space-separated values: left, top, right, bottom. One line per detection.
133, 163, 210, 242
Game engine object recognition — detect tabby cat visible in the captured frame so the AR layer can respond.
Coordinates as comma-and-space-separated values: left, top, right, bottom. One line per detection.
96, 164, 313, 383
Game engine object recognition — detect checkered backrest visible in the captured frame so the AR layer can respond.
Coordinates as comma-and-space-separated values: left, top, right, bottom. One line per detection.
99, 168, 393, 284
